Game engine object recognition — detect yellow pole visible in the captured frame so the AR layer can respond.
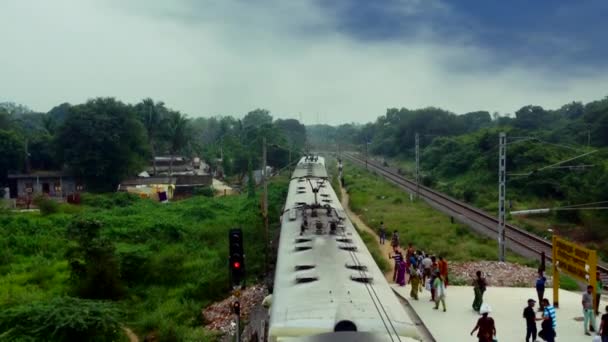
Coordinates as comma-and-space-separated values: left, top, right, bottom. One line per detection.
590, 250, 598, 314
552, 235, 560, 308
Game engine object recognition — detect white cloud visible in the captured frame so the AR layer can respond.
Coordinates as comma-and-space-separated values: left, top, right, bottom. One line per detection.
0, 0, 606, 124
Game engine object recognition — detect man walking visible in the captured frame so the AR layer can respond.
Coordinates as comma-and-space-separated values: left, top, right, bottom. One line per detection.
523, 299, 537, 342
536, 271, 547, 311
538, 298, 556, 342
391, 230, 400, 249
379, 221, 386, 245
389, 248, 403, 282
422, 254, 432, 284
583, 285, 597, 336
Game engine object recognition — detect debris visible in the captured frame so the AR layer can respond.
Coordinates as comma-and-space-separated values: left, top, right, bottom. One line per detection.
202, 285, 268, 335
449, 261, 552, 287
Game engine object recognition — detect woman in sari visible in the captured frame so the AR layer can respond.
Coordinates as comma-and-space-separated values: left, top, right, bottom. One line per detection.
396, 260, 407, 286
472, 270, 487, 312
409, 265, 420, 300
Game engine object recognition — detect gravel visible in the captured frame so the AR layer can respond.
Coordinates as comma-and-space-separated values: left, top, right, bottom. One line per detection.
449, 261, 551, 287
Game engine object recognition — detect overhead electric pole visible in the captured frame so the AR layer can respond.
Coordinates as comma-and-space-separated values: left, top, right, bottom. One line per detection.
415, 132, 420, 198
498, 132, 507, 262
365, 139, 368, 169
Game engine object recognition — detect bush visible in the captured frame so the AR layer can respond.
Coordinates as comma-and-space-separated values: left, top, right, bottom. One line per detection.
33, 195, 59, 216
193, 186, 214, 197
0, 297, 123, 341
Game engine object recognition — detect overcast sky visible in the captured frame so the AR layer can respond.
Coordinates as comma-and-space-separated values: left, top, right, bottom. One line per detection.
1, 0, 607, 124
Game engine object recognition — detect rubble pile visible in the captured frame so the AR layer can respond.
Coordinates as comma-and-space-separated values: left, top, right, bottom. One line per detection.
450, 261, 551, 287
202, 285, 268, 335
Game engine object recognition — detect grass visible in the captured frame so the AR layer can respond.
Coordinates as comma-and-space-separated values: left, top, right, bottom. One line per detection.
357, 226, 391, 273
0, 175, 289, 341
344, 161, 527, 263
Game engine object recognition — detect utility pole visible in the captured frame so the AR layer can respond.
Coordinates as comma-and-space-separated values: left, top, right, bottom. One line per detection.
415, 132, 420, 198
365, 139, 368, 169
498, 132, 507, 262
262, 137, 269, 274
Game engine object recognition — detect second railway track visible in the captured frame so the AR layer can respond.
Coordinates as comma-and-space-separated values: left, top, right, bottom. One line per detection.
340, 152, 608, 288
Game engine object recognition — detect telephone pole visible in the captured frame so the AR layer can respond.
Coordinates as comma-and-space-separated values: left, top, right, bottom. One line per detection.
364, 139, 368, 169
498, 132, 507, 262
415, 132, 420, 198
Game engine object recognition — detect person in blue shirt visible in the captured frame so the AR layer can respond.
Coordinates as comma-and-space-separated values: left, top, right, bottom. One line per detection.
538, 298, 556, 342
536, 271, 547, 311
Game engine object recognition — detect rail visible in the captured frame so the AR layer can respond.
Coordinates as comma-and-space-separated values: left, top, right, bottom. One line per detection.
340, 152, 608, 288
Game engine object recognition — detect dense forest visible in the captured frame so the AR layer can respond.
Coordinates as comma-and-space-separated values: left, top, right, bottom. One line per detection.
0, 99, 306, 192
309, 97, 608, 256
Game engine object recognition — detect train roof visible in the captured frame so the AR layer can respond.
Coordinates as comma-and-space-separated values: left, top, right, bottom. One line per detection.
269, 158, 418, 341
291, 156, 327, 179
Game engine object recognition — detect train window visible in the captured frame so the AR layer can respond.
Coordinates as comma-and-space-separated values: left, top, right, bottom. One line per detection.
345, 262, 367, 271
295, 273, 319, 284
295, 264, 315, 271
350, 273, 373, 283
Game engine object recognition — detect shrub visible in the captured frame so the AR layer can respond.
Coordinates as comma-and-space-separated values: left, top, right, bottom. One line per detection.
33, 194, 59, 216
193, 186, 215, 197
0, 297, 123, 341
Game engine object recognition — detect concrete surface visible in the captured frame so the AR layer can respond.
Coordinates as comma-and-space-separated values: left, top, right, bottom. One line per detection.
392, 284, 607, 342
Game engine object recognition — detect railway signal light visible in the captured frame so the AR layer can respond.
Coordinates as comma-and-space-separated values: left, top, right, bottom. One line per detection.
229, 228, 245, 288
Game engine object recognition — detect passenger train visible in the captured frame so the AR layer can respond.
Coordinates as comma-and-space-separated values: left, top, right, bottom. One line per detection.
268, 156, 420, 341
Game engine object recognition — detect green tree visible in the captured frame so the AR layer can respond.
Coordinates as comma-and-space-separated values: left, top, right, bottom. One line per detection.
0, 130, 24, 185
56, 98, 148, 191
66, 219, 125, 300
164, 111, 191, 175
135, 98, 168, 175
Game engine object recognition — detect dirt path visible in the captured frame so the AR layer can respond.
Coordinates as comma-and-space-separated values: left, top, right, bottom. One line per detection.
340, 186, 396, 281
123, 327, 139, 342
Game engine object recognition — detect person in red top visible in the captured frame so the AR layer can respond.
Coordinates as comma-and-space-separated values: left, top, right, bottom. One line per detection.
438, 256, 449, 287
471, 304, 496, 342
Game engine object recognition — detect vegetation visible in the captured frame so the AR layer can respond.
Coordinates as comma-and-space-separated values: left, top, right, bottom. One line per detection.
343, 161, 527, 263
0, 101, 306, 191
311, 97, 608, 258
0, 176, 289, 341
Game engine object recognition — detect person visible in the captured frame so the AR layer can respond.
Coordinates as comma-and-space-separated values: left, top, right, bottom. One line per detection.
470, 304, 496, 342
583, 285, 597, 335
406, 242, 415, 260
422, 254, 432, 284
396, 259, 407, 286
472, 271, 487, 312
597, 273, 604, 316
536, 271, 547, 312
389, 248, 403, 282
438, 256, 449, 287
429, 262, 438, 302
391, 230, 400, 249
599, 305, 608, 342
433, 272, 447, 312
523, 298, 537, 342
410, 265, 421, 300
538, 298, 556, 342
379, 221, 386, 245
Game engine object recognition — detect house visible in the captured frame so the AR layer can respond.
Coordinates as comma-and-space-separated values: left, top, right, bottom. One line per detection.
7, 171, 83, 199
117, 175, 212, 200
148, 156, 208, 176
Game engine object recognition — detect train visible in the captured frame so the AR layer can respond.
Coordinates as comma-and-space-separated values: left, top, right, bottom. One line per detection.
268, 155, 420, 341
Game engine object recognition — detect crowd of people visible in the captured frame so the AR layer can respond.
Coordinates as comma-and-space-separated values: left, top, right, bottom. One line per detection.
378, 223, 608, 341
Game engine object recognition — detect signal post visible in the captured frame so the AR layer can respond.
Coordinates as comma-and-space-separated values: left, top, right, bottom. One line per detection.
229, 228, 245, 342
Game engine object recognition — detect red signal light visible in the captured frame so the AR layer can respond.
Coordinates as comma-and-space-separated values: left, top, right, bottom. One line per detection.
233, 261, 241, 269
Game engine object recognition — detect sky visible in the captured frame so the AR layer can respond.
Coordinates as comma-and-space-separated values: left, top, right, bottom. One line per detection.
1, 0, 607, 124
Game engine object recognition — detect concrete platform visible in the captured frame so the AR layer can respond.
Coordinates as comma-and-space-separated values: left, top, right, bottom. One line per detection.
392, 284, 606, 342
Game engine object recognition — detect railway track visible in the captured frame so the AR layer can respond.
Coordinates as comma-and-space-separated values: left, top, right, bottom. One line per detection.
341, 152, 608, 288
